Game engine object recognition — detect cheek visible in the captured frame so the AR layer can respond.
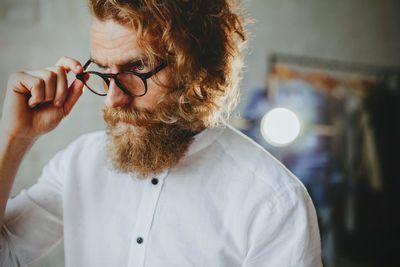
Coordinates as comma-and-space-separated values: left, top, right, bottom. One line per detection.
131, 68, 172, 109
132, 78, 168, 109
150, 69, 172, 92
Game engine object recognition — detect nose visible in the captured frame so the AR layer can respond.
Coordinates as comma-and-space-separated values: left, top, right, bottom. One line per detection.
104, 79, 132, 108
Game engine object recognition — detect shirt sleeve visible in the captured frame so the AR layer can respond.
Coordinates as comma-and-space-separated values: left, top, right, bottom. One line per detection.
0, 148, 66, 267
242, 185, 323, 267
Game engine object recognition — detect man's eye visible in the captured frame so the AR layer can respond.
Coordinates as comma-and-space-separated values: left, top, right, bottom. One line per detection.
131, 63, 147, 72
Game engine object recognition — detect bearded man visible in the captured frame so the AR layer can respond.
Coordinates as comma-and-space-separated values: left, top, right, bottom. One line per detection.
0, 1, 322, 266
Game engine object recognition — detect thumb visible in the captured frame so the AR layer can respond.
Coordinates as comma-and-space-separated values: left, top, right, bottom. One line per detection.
63, 79, 84, 116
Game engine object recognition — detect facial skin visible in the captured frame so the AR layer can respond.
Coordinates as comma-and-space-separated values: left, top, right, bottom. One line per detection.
90, 19, 170, 110
90, 19, 195, 178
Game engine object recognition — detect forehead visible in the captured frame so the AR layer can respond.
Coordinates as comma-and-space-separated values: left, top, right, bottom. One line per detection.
90, 19, 144, 66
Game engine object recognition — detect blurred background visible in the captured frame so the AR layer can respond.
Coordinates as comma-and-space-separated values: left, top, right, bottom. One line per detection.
0, 0, 399, 266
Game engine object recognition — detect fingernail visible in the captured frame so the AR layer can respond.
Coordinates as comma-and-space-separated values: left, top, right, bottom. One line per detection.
76, 65, 82, 71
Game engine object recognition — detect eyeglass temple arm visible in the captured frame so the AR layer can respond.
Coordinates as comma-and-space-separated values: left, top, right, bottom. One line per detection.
82, 59, 92, 70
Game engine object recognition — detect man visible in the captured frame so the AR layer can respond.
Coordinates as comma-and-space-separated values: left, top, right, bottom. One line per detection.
0, 0, 322, 266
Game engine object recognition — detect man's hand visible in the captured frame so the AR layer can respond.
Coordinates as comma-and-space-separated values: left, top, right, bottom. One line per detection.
1, 56, 85, 141
0, 56, 85, 224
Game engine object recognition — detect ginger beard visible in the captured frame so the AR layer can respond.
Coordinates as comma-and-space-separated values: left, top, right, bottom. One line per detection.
102, 105, 197, 179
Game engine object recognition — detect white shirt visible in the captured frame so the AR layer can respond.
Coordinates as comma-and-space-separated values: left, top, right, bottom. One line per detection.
1, 125, 322, 267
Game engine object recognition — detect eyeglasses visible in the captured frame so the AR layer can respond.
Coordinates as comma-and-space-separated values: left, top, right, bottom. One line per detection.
75, 59, 167, 97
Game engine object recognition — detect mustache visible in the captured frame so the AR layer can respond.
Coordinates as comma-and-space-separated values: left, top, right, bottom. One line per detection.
102, 106, 159, 127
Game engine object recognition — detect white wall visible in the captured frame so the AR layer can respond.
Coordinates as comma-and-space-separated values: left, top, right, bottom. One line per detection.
0, 0, 399, 266
240, 0, 400, 110
0, 1, 102, 266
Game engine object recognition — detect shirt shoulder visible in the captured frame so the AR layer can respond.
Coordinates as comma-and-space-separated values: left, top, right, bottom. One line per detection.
67, 130, 106, 150
48, 130, 108, 179
211, 127, 321, 263
213, 125, 305, 193
61, 130, 107, 159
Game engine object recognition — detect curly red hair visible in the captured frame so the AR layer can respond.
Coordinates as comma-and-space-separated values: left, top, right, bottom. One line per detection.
88, 0, 248, 130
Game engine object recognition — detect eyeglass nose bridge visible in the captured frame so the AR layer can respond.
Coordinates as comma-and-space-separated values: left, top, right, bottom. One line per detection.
101, 73, 118, 88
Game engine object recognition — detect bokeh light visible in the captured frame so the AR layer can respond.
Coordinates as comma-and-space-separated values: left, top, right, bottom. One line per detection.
260, 107, 301, 147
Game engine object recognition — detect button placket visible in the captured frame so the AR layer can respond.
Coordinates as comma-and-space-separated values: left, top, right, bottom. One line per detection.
127, 172, 167, 267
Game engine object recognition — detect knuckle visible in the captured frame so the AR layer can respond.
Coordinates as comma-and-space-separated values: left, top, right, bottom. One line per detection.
56, 56, 79, 69
10, 71, 25, 80
33, 77, 45, 89
61, 56, 73, 64
48, 66, 64, 76
7, 72, 29, 92
55, 66, 65, 74
44, 70, 55, 81
56, 56, 66, 66
16, 68, 28, 73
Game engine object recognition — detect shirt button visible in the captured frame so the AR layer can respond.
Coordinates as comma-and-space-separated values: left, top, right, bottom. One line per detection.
151, 178, 159, 185
136, 237, 143, 244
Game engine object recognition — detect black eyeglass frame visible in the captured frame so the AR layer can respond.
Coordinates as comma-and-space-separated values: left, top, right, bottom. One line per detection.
76, 59, 167, 97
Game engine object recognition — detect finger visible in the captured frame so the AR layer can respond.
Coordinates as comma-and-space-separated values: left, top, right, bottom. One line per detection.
55, 56, 83, 74
8, 72, 36, 94
28, 83, 45, 107
12, 72, 45, 107
46, 66, 68, 107
63, 78, 84, 116
8, 72, 45, 108
25, 70, 56, 104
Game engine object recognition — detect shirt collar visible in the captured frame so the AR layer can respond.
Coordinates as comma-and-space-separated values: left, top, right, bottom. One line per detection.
128, 125, 226, 180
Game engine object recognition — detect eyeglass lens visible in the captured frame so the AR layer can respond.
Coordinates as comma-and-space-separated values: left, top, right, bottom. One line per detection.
84, 72, 146, 96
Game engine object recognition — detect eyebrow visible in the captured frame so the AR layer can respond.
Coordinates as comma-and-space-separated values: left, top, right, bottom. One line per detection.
90, 56, 148, 68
